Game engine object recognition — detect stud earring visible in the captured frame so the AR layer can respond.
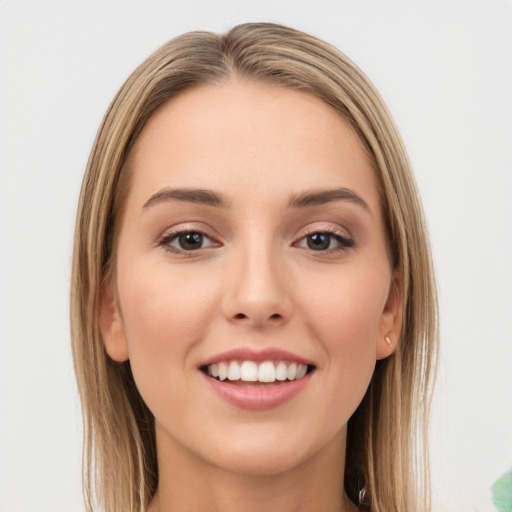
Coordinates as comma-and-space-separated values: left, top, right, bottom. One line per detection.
358, 486, 366, 506
385, 336, 393, 348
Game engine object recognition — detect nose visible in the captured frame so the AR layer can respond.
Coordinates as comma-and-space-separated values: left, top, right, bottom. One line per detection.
221, 242, 293, 328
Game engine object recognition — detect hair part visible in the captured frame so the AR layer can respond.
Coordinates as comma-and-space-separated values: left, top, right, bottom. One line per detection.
71, 22, 438, 512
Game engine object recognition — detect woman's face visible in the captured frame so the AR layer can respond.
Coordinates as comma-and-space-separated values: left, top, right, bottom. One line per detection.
101, 80, 401, 476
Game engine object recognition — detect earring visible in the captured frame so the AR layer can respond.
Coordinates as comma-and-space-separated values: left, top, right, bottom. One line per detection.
358, 486, 366, 507
385, 336, 393, 348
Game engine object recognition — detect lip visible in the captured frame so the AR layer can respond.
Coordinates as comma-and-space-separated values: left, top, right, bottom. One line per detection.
199, 347, 315, 367
202, 370, 313, 410
199, 347, 316, 411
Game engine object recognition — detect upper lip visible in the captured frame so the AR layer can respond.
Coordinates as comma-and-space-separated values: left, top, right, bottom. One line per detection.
199, 347, 315, 367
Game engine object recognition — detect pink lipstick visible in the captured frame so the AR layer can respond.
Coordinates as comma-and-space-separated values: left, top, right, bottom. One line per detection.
199, 348, 316, 410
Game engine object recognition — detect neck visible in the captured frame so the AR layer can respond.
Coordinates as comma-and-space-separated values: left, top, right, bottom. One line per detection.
148, 424, 358, 512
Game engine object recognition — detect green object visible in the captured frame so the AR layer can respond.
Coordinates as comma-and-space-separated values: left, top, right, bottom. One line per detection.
493, 469, 512, 512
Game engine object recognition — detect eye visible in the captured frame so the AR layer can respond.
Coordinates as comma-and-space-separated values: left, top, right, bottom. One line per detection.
159, 230, 217, 252
307, 233, 333, 251
296, 230, 354, 252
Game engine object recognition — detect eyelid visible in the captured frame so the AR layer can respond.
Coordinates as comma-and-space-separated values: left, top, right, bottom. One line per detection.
157, 223, 222, 252
293, 223, 355, 251
298, 223, 352, 241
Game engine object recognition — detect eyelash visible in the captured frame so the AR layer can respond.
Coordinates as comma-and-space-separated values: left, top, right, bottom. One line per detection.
294, 226, 354, 253
157, 226, 354, 254
158, 228, 218, 254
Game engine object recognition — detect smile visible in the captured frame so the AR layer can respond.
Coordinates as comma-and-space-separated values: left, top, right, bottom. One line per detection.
203, 360, 312, 383
199, 349, 316, 410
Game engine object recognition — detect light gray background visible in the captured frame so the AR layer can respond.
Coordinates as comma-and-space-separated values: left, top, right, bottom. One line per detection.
1, 1, 511, 511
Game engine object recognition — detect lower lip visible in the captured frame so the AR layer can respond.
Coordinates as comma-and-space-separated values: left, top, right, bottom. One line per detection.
202, 372, 313, 410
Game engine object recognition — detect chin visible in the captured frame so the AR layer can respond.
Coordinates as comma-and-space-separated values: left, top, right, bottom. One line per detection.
209, 444, 310, 477
196, 421, 345, 478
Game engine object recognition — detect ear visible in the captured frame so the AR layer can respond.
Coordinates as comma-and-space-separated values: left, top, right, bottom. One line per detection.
99, 282, 129, 362
376, 271, 403, 360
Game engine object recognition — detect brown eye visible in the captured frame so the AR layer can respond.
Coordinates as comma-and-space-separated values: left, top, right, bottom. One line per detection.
177, 232, 204, 250
159, 230, 216, 252
307, 233, 331, 251
295, 230, 354, 252
306, 232, 353, 251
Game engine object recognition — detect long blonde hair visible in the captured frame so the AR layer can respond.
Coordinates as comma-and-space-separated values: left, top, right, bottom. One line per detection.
71, 22, 438, 512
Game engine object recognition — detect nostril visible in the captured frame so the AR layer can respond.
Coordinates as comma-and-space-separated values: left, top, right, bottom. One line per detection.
231, 312, 285, 324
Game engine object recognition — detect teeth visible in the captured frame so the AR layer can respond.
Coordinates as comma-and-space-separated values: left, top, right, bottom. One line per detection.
218, 362, 228, 381
206, 360, 311, 383
240, 361, 258, 381
296, 364, 307, 379
275, 361, 288, 381
287, 362, 297, 380
227, 361, 241, 381
258, 361, 275, 382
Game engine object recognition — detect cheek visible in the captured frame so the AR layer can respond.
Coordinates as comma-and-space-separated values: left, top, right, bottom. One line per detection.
299, 266, 388, 394
303, 266, 386, 341
116, 261, 220, 392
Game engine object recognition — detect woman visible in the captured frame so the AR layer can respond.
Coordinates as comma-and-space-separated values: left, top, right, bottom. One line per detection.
71, 22, 438, 512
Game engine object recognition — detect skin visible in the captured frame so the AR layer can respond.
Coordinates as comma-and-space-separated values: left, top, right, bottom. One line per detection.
100, 79, 402, 512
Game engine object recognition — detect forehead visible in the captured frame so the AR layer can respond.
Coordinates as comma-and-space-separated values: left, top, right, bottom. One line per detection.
128, 79, 379, 210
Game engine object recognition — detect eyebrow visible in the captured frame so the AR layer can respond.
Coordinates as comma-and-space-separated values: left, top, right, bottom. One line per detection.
142, 186, 370, 212
288, 187, 370, 212
143, 188, 229, 209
